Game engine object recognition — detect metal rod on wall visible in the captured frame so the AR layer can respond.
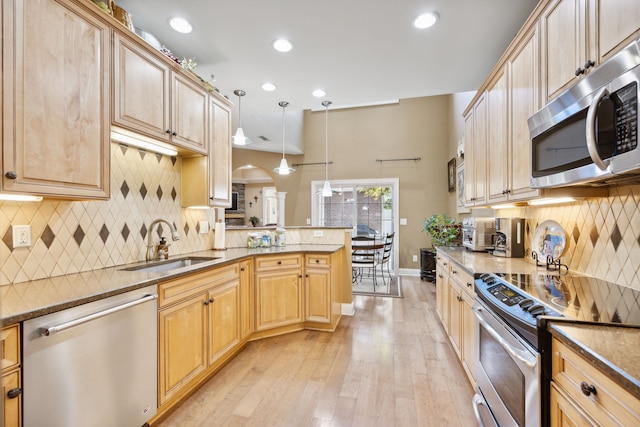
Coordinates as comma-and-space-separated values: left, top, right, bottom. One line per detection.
291, 161, 333, 167
375, 157, 421, 163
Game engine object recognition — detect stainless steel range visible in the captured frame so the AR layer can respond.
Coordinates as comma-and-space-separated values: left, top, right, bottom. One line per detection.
472, 272, 640, 427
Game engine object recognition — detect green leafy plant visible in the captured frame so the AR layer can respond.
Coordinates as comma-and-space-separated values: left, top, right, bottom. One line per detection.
248, 216, 260, 227
422, 214, 461, 247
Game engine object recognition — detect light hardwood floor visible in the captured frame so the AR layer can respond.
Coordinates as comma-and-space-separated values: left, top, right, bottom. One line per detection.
156, 276, 476, 426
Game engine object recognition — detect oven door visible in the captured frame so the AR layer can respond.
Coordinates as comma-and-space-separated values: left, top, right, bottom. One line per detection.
473, 299, 540, 427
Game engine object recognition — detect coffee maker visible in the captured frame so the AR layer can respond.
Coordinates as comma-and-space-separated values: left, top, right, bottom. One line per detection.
493, 218, 525, 258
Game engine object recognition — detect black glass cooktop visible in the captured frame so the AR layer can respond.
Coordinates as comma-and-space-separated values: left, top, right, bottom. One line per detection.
495, 272, 640, 325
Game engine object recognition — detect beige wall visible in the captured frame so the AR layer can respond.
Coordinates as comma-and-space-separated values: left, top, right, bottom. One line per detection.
233, 96, 454, 269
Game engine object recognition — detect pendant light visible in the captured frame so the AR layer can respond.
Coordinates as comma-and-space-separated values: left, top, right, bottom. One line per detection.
321, 100, 332, 197
233, 89, 247, 145
274, 101, 295, 175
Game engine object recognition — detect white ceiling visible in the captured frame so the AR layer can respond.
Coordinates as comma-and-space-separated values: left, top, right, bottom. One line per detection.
117, 0, 539, 154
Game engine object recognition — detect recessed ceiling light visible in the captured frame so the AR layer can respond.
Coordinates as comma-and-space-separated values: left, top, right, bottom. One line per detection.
312, 89, 326, 98
413, 12, 439, 29
168, 17, 192, 34
272, 38, 293, 53
261, 82, 277, 91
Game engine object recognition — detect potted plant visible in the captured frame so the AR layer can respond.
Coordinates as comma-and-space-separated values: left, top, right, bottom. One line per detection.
422, 214, 461, 248
248, 216, 260, 227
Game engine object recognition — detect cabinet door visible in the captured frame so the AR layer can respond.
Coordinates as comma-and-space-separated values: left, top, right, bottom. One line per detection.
113, 32, 170, 141
2, 0, 110, 199
448, 280, 462, 358
255, 269, 303, 331
596, 0, 640, 62
509, 24, 541, 201
461, 290, 476, 384
158, 294, 207, 405
171, 72, 208, 154
472, 93, 488, 206
208, 280, 240, 366
239, 259, 253, 340
435, 264, 449, 329
2, 370, 21, 427
541, 0, 590, 102
550, 382, 596, 427
487, 67, 509, 204
463, 111, 475, 206
209, 95, 233, 207
305, 268, 331, 323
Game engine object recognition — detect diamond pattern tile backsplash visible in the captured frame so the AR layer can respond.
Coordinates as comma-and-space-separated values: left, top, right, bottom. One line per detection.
0, 143, 216, 285
496, 184, 640, 291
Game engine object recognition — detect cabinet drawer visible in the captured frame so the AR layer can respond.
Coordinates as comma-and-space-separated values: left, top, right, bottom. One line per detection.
436, 253, 450, 272
305, 254, 331, 268
1, 324, 20, 372
159, 263, 239, 308
552, 337, 640, 426
255, 254, 302, 272
449, 263, 474, 298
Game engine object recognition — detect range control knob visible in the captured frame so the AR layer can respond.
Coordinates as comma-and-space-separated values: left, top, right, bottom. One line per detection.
486, 277, 497, 285
518, 299, 534, 309
528, 304, 546, 316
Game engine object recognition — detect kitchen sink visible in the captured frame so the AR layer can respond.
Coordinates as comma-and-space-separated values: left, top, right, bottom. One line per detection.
119, 256, 219, 273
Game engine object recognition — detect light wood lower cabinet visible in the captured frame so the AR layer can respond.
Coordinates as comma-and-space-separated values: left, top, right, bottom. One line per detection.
255, 255, 303, 331
436, 251, 476, 385
158, 263, 240, 407
305, 254, 332, 324
239, 259, 254, 340
1, 324, 21, 427
551, 337, 640, 426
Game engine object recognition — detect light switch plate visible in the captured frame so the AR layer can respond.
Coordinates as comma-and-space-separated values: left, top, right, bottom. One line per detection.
313, 230, 324, 237
12, 225, 32, 248
199, 221, 210, 234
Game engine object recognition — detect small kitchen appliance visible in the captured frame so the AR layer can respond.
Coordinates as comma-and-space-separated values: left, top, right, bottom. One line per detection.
462, 217, 495, 252
493, 217, 525, 258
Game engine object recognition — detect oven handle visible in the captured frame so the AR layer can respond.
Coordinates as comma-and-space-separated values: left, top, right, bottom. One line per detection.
586, 86, 610, 171
472, 394, 497, 427
474, 307, 537, 369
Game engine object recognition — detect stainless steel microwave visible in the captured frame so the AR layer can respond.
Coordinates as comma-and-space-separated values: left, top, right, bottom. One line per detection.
528, 39, 640, 188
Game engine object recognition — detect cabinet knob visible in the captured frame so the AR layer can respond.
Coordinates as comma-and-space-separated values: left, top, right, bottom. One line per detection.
277, 261, 282, 265
584, 59, 595, 70
305, 273, 309, 277
165, 129, 172, 134
210, 298, 214, 303
204, 300, 209, 305
457, 295, 463, 302
240, 267, 245, 272
467, 283, 472, 288
580, 381, 597, 397
452, 270, 457, 274
315, 259, 320, 263
5, 171, 17, 180
172, 131, 177, 136
7, 387, 22, 399
575, 67, 585, 76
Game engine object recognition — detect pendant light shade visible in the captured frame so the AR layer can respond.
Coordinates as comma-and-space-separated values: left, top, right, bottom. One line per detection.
321, 100, 332, 197
274, 101, 295, 175
233, 89, 247, 145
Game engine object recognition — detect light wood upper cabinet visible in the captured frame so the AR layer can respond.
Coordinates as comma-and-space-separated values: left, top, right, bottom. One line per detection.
209, 96, 233, 207
596, 0, 640, 62
508, 23, 541, 201
464, 93, 488, 207
1, 0, 110, 199
113, 33, 208, 155
487, 66, 510, 204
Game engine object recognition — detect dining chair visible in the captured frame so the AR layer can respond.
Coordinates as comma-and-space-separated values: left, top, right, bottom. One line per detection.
351, 236, 383, 289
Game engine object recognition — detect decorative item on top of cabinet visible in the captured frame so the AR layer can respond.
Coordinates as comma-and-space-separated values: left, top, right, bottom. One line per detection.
113, 32, 209, 156
2, 0, 110, 200
181, 93, 233, 208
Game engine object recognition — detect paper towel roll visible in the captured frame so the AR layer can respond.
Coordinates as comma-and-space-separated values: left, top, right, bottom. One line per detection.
214, 221, 225, 250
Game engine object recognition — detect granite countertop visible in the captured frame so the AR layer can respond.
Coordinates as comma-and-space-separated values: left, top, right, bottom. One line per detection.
436, 246, 550, 275
0, 244, 343, 325
548, 322, 640, 401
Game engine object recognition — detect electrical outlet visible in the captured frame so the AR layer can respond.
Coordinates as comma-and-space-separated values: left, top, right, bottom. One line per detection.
12, 225, 32, 248
306, 218, 311, 225
199, 221, 210, 234
412, 255, 418, 262
400, 218, 408, 225
313, 230, 324, 237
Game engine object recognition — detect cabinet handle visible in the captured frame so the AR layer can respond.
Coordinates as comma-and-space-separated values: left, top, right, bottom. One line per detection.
7, 387, 22, 399
5, 171, 17, 180
580, 381, 597, 397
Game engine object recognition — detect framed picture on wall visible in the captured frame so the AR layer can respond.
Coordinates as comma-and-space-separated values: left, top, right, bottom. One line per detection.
456, 164, 470, 213
448, 158, 456, 192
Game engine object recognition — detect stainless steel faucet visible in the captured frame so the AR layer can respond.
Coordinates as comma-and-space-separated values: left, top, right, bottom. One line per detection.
146, 219, 180, 261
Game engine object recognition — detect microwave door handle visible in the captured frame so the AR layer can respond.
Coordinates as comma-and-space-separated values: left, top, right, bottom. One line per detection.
586, 87, 610, 171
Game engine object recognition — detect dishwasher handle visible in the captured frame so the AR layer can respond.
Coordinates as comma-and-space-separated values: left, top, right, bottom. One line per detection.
41, 293, 158, 337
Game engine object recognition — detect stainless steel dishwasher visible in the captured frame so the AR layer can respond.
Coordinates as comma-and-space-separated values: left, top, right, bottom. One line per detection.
23, 285, 158, 427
